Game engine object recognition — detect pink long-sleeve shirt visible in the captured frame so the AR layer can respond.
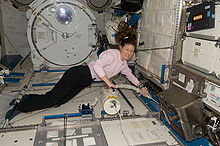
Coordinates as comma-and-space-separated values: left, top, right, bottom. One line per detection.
88, 49, 139, 86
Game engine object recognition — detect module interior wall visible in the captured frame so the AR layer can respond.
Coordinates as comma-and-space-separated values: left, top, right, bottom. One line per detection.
1, 1, 30, 57
137, 0, 176, 81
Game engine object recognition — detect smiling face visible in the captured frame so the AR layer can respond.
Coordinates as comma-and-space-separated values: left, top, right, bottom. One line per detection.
120, 44, 135, 61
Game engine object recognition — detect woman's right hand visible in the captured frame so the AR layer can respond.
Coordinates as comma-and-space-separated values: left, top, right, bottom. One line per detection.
108, 82, 116, 89
101, 75, 116, 89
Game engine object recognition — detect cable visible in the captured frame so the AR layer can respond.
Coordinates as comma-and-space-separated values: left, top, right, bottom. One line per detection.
115, 104, 133, 146
63, 113, 67, 146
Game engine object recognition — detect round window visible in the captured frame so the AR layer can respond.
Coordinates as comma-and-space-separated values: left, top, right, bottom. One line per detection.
56, 7, 73, 25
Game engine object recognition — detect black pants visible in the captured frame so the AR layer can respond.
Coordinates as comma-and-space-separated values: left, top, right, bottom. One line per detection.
17, 65, 93, 112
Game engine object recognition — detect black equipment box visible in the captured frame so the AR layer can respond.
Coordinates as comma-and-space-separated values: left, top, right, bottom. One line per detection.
121, 0, 143, 12
186, 1, 215, 32
158, 86, 206, 141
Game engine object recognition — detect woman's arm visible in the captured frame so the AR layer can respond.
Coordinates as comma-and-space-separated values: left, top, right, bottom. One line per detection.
93, 50, 116, 88
121, 66, 152, 98
137, 82, 152, 98
101, 75, 116, 89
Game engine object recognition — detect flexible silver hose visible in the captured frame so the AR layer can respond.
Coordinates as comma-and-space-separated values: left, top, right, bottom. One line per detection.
115, 84, 140, 93
115, 84, 159, 104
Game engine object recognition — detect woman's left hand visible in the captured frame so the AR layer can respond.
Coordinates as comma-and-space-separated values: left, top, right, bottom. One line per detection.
141, 87, 152, 99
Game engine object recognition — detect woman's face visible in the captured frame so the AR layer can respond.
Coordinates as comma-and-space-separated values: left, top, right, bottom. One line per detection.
120, 44, 135, 60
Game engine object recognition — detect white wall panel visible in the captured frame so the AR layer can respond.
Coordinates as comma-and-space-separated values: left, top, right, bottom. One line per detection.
138, 0, 176, 80
136, 51, 151, 70
1, 1, 30, 57
182, 37, 220, 77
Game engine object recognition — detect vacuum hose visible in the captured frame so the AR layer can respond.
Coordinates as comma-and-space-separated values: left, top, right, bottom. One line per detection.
115, 84, 159, 104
